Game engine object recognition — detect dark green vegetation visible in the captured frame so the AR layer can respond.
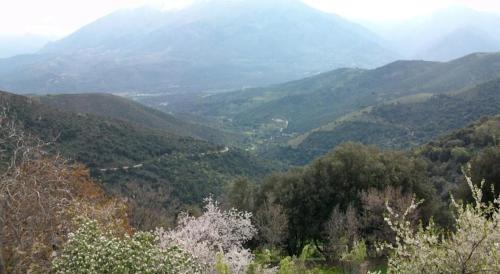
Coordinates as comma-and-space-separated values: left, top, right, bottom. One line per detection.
228, 116, 500, 257
39, 93, 243, 145
167, 52, 500, 165
175, 52, 500, 133
262, 143, 438, 253
295, 78, 500, 162
418, 116, 500, 202
0, 91, 274, 229
0, 0, 394, 94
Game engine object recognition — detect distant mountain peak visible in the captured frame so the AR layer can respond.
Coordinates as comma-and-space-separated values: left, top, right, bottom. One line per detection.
0, 0, 394, 94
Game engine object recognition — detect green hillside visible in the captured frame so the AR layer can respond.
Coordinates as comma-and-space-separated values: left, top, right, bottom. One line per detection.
290, 77, 500, 163
0, 91, 274, 228
416, 115, 500, 201
38, 93, 244, 145
171, 52, 500, 135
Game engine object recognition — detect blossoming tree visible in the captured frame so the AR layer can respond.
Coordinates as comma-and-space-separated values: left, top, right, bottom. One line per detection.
380, 173, 500, 274
156, 197, 256, 274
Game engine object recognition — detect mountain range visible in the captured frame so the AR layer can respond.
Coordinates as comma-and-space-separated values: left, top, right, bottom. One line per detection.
293, 77, 500, 162
167, 52, 500, 164
0, 0, 394, 94
363, 6, 500, 61
175, 52, 500, 132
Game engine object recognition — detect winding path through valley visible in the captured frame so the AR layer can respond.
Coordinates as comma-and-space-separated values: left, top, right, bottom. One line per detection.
97, 146, 230, 173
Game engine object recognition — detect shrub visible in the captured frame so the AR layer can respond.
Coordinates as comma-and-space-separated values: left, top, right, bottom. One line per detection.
380, 174, 500, 274
52, 219, 200, 273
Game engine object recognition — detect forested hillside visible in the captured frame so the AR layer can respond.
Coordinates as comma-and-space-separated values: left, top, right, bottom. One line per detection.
0, 91, 275, 229
163, 52, 500, 166
417, 116, 500, 201
170, 52, 500, 135
39, 93, 244, 145
291, 78, 500, 163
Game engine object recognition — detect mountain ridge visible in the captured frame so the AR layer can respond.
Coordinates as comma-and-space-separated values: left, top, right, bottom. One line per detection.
0, 0, 395, 94
38, 93, 243, 145
0, 90, 275, 228
170, 52, 500, 135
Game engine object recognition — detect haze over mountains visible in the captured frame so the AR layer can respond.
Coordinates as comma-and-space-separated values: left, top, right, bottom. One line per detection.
177, 53, 500, 131
2, 1, 500, 95
2, 0, 500, 271
0, 0, 395, 94
0, 34, 52, 58
363, 6, 500, 61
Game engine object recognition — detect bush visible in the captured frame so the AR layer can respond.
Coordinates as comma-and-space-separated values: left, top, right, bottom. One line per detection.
380, 174, 500, 274
53, 219, 201, 273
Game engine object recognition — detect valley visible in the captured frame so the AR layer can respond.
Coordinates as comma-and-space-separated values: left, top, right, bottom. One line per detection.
1, 1, 500, 273
139, 52, 500, 165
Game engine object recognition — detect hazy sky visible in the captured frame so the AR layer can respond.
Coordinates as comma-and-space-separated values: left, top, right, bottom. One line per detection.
2, 0, 500, 37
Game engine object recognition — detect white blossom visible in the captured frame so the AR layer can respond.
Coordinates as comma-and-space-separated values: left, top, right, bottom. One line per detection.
380, 174, 500, 274
156, 197, 257, 274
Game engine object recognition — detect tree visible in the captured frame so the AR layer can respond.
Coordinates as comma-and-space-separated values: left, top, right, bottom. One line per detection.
380, 174, 500, 274
226, 177, 255, 212
123, 181, 178, 230
254, 194, 288, 248
259, 142, 438, 254
156, 197, 257, 274
323, 206, 348, 260
360, 186, 418, 253
470, 146, 500, 202
0, 112, 129, 273
323, 205, 360, 261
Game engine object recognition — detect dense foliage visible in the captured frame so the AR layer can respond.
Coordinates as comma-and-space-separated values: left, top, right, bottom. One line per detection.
229, 143, 440, 254
418, 116, 500, 203
3, 54, 500, 272
0, 91, 276, 230
281, 78, 500, 165
39, 93, 242, 145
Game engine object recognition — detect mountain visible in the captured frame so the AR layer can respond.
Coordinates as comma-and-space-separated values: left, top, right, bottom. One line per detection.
0, 90, 274, 228
361, 6, 500, 60
38, 93, 243, 145
291, 77, 500, 163
0, 0, 395, 94
415, 27, 500, 61
173, 52, 500, 135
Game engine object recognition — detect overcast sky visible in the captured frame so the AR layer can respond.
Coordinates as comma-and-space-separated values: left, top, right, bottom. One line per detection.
1, 0, 500, 37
